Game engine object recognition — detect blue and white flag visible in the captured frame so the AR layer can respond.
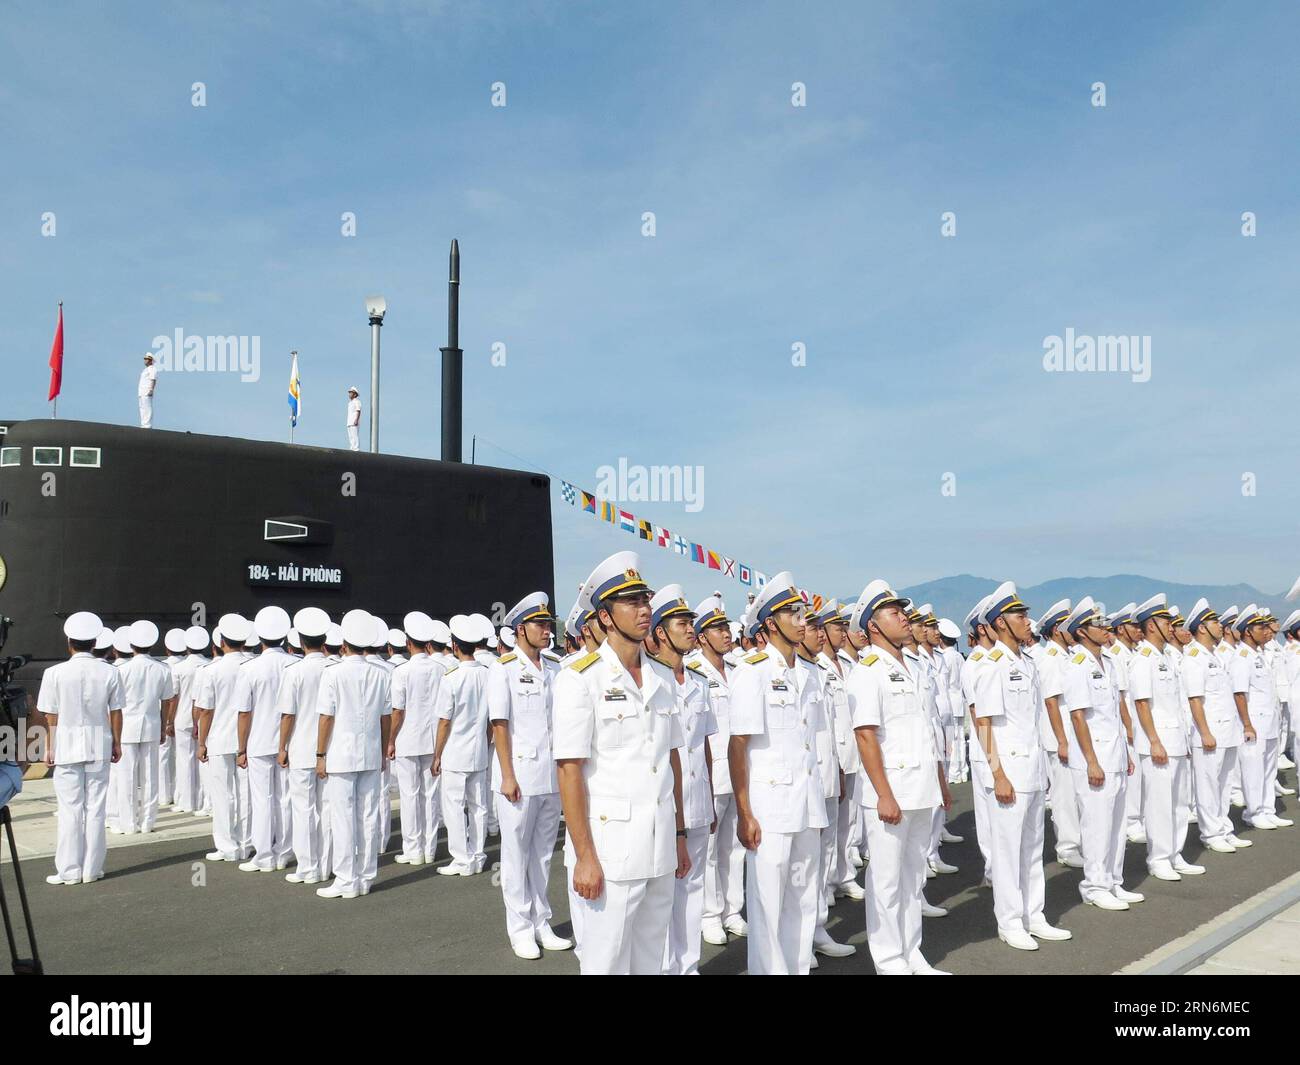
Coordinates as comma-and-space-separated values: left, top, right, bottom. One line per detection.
288, 352, 301, 427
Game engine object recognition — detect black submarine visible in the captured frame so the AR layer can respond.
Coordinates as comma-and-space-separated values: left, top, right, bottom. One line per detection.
0, 241, 555, 693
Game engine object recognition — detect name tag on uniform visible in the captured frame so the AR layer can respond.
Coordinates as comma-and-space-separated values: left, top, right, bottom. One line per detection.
1092, 671, 1104, 680
1009, 671, 1023, 681
603, 688, 627, 702
518, 674, 535, 685
1157, 664, 1168, 672
888, 672, 904, 683
770, 680, 788, 692
708, 679, 720, 688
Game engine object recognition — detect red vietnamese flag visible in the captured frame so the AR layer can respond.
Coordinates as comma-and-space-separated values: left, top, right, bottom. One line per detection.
48, 303, 64, 402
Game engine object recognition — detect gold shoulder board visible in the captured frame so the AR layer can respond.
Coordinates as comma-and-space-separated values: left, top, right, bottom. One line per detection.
570, 651, 601, 673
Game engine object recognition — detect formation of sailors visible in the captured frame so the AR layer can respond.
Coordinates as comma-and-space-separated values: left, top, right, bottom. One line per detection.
33, 555, 1299, 974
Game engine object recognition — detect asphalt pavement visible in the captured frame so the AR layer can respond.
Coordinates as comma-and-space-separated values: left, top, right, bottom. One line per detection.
5, 775, 1299, 975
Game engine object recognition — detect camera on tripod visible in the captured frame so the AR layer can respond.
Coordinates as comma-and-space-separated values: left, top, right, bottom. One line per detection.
0, 615, 32, 739
0, 615, 42, 975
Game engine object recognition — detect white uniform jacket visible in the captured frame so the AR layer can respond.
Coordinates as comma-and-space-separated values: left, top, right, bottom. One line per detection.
846, 648, 941, 812
972, 641, 1045, 792
1061, 647, 1127, 774
552, 642, 686, 881
729, 649, 830, 834
487, 649, 561, 796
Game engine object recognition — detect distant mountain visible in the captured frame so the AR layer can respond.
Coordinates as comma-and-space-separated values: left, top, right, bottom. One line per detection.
837, 574, 1294, 630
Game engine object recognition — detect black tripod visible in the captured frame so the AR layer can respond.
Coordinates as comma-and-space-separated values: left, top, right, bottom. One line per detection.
0, 803, 43, 974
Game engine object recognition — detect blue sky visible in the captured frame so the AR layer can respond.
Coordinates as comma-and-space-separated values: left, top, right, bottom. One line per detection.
4, 1, 1298, 612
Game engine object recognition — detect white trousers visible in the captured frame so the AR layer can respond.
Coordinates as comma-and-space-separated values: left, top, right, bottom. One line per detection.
702, 792, 744, 926
950, 724, 969, 781
572, 872, 675, 975
1240, 735, 1280, 823
834, 774, 862, 886
984, 786, 1046, 934
158, 735, 174, 805
139, 394, 153, 428
497, 790, 561, 942
1140, 753, 1190, 869
1192, 744, 1238, 844
927, 804, 944, 861
1047, 752, 1082, 859
394, 755, 440, 859
745, 826, 820, 975
173, 728, 200, 811
208, 754, 249, 858
943, 723, 961, 781
1228, 754, 1243, 796
248, 754, 293, 867
663, 825, 710, 974
378, 761, 393, 855
289, 767, 331, 880
441, 768, 487, 869
972, 768, 993, 878
197, 746, 211, 813
53, 761, 111, 882
106, 759, 121, 830
1073, 766, 1127, 900
116, 740, 159, 832
816, 796, 838, 934
327, 768, 381, 893
346, 424, 359, 450
1124, 743, 1144, 829
862, 807, 933, 974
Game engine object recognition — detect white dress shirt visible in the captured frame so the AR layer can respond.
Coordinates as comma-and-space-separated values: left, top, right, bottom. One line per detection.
315, 655, 392, 773
274, 652, 333, 769
36, 653, 124, 765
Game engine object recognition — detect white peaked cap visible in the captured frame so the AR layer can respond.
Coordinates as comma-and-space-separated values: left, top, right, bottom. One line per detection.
254, 606, 292, 642
449, 614, 478, 643
217, 613, 252, 644
340, 609, 374, 647
129, 620, 160, 648
64, 612, 103, 642
293, 608, 331, 639
402, 611, 436, 643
